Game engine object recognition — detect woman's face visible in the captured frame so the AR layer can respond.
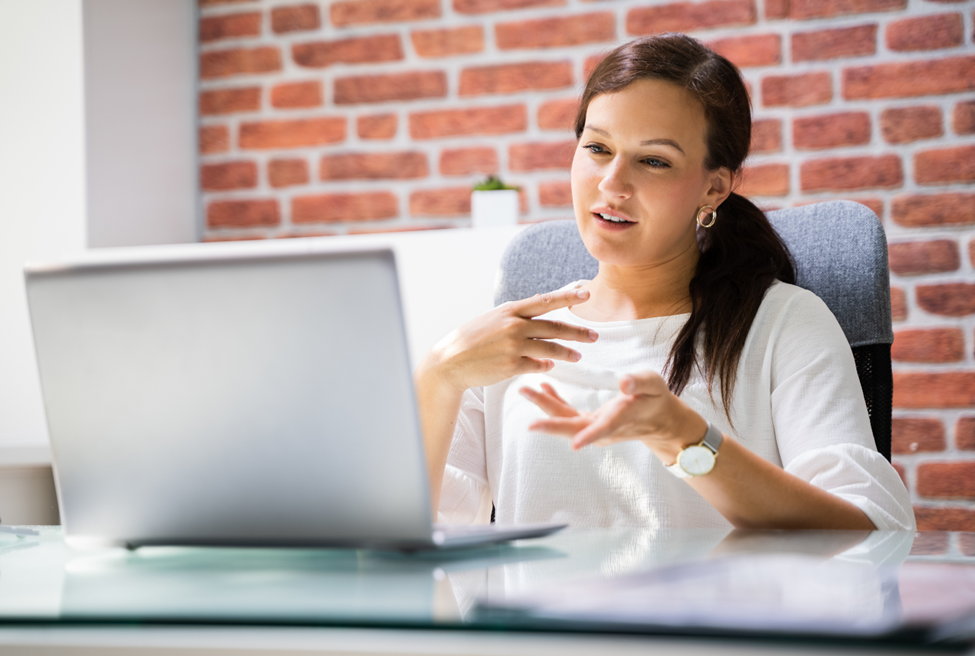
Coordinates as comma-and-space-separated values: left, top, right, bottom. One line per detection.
571, 78, 730, 269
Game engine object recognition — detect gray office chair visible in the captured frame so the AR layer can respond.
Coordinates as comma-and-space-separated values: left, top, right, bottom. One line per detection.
494, 201, 893, 461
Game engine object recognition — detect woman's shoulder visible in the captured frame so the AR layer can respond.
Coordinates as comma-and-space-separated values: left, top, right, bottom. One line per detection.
755, 280, 850, 354
760, 279, 836, 323
763, 279, 816, 304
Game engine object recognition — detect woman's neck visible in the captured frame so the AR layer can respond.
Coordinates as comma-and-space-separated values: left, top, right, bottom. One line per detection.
571, 249, 698, 322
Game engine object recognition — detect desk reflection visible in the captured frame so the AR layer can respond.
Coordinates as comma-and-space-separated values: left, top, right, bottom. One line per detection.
479, 530, 915, 636
58, 528, 914, 626
4, 527, 975, 644
59, 542, 566, 624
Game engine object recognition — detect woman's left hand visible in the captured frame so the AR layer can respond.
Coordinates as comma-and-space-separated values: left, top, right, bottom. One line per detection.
521, 372, 878, 531
519, 371, 706, 458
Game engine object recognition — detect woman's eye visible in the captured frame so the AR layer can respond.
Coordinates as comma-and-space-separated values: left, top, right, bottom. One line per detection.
643, 158, 670, 169
583, 144, 607, 155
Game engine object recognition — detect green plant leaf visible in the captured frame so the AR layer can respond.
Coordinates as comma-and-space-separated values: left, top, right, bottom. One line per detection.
472, 175, 520, 191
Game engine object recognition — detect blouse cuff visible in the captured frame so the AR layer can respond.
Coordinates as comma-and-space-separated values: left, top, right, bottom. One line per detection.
437, 464, 493, 525
784, 443, 916, 532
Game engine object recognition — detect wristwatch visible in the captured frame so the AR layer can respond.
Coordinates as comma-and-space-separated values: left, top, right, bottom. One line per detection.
666, 421, 723, 478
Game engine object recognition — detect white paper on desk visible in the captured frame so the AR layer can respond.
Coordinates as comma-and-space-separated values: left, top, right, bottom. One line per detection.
482, 554, 901, 636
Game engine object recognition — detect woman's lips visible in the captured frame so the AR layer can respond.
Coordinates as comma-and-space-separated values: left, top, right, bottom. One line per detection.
592, 209, 636, 230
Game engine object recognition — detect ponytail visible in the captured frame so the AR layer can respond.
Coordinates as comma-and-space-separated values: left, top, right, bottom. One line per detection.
665, 192, 796, 423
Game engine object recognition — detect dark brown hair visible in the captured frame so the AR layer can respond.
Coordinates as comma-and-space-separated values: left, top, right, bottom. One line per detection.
575, 33, 796, 420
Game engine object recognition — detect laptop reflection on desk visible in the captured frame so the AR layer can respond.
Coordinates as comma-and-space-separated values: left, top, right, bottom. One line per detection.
24, 242, 564, 550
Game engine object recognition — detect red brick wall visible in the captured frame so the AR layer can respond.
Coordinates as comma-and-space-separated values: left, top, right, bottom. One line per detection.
198, 0, 975, 529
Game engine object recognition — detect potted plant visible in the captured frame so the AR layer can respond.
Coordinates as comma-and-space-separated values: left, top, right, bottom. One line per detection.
471, 176, 520, 228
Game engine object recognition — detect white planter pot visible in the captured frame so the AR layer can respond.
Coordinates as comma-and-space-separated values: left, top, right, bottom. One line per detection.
471, 190, 519, 228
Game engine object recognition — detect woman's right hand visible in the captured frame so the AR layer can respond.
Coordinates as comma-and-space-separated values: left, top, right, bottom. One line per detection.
420, 287, 598, 393
415, 286, 595, 515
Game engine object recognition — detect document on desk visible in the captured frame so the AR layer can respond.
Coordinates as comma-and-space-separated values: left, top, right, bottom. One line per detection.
477, 553, 975, 640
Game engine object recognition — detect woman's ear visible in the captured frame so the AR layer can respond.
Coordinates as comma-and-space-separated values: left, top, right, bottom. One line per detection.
704, 167, 733, 209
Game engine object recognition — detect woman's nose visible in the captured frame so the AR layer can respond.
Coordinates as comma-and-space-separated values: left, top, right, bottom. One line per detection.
597, 158, 632, 200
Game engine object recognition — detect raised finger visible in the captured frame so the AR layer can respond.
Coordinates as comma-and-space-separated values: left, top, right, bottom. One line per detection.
514, 288, 590, 319
528, 416, 591, 437
570, 407, 624, 450
518, 386, 577, 417
619, 370, 668, 396
524, 319, 598, 344
510, 357, 556, 377
521, 337, 583, 363
539, 382, 567, 404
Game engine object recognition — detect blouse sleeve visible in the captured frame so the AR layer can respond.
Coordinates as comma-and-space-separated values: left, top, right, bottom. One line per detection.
436, 386, 493, 525
768, 288, 916, 531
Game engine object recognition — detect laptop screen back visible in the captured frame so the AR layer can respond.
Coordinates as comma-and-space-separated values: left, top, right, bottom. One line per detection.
26, 247, 433, 547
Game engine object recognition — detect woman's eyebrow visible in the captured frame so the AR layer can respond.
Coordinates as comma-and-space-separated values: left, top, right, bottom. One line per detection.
640, 138, 685, 155
583, 125, 685, 155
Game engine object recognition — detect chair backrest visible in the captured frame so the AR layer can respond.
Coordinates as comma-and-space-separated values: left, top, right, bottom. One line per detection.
494, 201, 893, 461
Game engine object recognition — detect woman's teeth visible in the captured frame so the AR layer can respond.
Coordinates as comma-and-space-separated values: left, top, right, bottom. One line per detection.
599, 213, 631, 223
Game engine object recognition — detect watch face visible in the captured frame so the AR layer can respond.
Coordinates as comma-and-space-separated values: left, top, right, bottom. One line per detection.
678, 445, 715, 476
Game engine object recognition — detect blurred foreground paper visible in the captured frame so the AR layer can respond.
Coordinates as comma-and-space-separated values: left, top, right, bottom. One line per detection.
479, 553, 975, 641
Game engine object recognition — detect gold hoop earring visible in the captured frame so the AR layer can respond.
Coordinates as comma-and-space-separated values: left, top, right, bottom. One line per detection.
697, 205, 717, 228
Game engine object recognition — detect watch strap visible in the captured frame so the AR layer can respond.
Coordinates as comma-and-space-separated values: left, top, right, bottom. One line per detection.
700, 421, 723, 454
666, 458, 692, 478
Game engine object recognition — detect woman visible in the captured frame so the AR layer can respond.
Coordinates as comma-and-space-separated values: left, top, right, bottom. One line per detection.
415, 34, 914, 531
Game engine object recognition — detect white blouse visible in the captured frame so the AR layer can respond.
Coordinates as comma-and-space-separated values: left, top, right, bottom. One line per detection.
437, 281, 915, 531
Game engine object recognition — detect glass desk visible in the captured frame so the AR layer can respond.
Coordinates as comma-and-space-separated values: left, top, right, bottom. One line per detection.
1, 527, 974, 655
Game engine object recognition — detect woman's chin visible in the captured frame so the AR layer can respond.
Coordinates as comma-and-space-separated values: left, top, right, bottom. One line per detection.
579, 243, 644, 269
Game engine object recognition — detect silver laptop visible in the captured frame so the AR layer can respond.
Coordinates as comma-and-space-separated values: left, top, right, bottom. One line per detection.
24, 242, 564, 550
